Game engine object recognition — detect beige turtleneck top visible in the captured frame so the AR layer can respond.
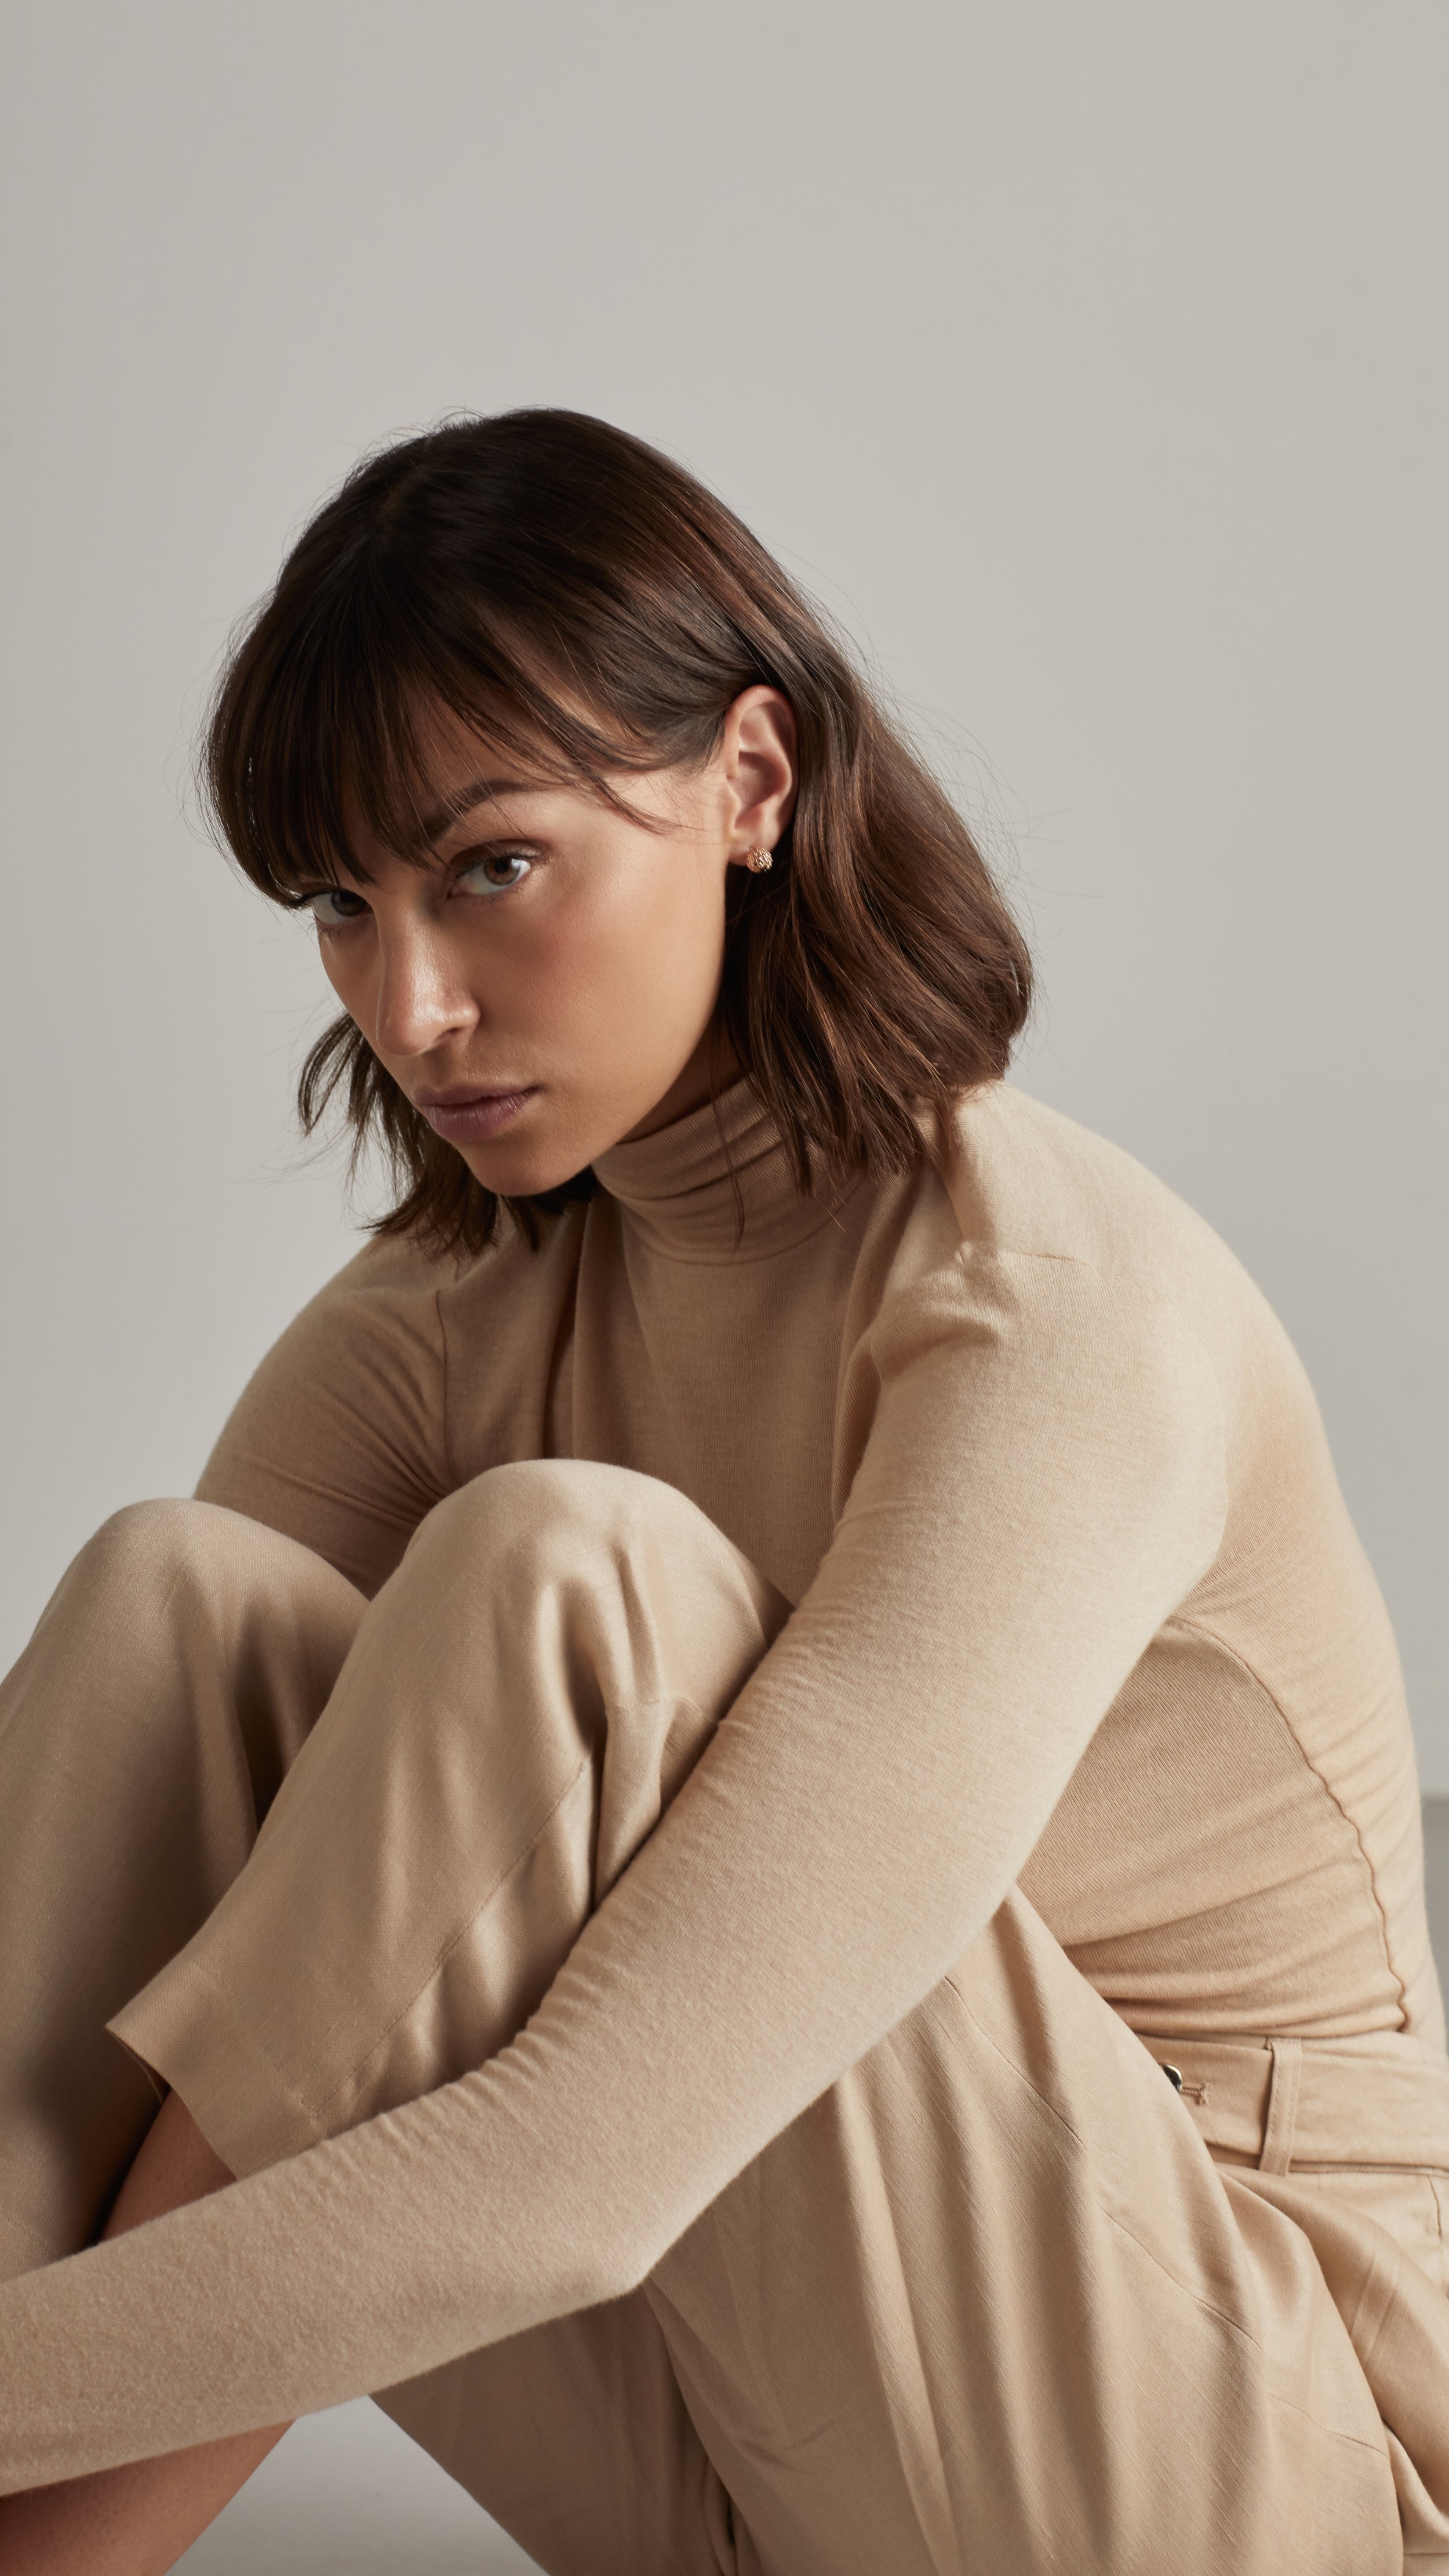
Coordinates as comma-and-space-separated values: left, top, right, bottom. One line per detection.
0, 1077, 1442, 2482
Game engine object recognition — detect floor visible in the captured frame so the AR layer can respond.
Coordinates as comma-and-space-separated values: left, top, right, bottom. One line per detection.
177, 2399, 535, 2573
179, 1799, 1449, 2573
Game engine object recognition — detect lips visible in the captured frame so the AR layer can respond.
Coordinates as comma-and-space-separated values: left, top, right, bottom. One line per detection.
416, 1086, 540, 1143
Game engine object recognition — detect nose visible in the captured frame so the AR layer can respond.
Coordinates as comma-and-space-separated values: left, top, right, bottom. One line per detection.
370, 915, 479, 1062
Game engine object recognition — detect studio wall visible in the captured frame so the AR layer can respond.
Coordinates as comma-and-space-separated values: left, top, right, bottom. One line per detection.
2, 2, 1444, 1773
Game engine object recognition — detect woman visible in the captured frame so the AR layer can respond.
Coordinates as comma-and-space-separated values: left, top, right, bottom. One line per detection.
0, 409, 1445, 2576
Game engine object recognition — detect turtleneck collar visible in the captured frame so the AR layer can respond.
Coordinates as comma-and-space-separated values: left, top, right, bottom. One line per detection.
591, 1079, 860, 1264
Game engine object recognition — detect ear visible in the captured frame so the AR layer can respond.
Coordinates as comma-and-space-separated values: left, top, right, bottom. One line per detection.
719, 686, 798, 868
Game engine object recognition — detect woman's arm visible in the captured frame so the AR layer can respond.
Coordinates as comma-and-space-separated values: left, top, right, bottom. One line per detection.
0, 1247, 1227, 2488
0, 2098, 290, 2570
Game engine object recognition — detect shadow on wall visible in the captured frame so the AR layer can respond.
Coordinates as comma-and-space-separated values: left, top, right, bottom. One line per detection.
1425, 1799, 1449, 1992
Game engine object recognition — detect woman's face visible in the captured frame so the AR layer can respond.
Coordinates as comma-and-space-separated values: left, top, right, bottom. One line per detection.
298, 686, 796, 1198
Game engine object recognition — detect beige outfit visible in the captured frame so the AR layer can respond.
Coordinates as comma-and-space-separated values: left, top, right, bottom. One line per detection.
1, 1079, 1447, 2571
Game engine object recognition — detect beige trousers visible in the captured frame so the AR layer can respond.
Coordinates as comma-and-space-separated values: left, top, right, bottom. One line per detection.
0, 1464, 1425, 2574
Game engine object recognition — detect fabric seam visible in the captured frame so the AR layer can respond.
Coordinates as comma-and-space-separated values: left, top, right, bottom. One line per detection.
308, 1745, 600, 2115
1162, 1611, 1409, 2028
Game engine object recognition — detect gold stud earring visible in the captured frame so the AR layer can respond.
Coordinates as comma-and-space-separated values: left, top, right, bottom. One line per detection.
745, 846, 774, 874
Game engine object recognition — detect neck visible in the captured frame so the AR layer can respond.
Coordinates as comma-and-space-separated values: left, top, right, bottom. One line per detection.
594, 1076, 862, 1264
617, 1023, 744, 1145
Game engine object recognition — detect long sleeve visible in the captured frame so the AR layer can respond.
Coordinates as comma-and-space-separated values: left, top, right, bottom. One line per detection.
195, 1237, 453, 1598
0, 1245, 1228, 2487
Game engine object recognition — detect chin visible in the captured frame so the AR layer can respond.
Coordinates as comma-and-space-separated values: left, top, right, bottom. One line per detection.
460, 1140, 589, 1199
455, 1093, 646, 1198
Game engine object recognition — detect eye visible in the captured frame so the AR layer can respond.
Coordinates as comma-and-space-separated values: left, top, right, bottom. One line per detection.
456, 849, 534, 899
296, 885, 369, 930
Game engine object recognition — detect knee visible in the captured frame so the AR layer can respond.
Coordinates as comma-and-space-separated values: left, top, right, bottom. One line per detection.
405, 1460, 713, 1593
55, 1501, 327, 1680
78, 1497, 252, 1605
25, 1504, 356, 1803
15, 1503, 263, 1771
398, 1465, 787, 1702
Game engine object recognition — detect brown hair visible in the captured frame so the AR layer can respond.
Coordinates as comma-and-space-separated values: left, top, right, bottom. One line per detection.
205, 408, 1032, 1256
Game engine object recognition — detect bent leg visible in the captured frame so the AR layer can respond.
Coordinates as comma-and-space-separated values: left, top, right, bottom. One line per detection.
112, 1460, 788, 2576
67, 1465, 1403, 2576
113, 1461, 791, 2171
0, 1500, 364, 2278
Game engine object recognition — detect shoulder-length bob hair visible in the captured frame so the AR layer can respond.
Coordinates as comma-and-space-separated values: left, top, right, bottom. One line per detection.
206, 407, 1032, 1257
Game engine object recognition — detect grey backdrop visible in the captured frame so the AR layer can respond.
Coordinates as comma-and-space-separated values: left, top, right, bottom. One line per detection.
3, 3, 1446, 1781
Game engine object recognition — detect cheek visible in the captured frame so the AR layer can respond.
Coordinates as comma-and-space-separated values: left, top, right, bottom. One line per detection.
316, 935, 372, 1026
527, 875, 720, 1035
561, 854, 724, 1023
492, 915, 602, 1039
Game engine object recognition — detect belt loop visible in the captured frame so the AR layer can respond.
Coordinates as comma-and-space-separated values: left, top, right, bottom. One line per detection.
1259, 2037, 1302, 2174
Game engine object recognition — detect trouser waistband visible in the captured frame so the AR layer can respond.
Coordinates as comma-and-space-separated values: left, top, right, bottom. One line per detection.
1134, 2030, 1449, 2172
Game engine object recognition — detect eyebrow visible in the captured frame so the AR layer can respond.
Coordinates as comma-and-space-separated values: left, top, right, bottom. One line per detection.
414, 774, 542, 846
